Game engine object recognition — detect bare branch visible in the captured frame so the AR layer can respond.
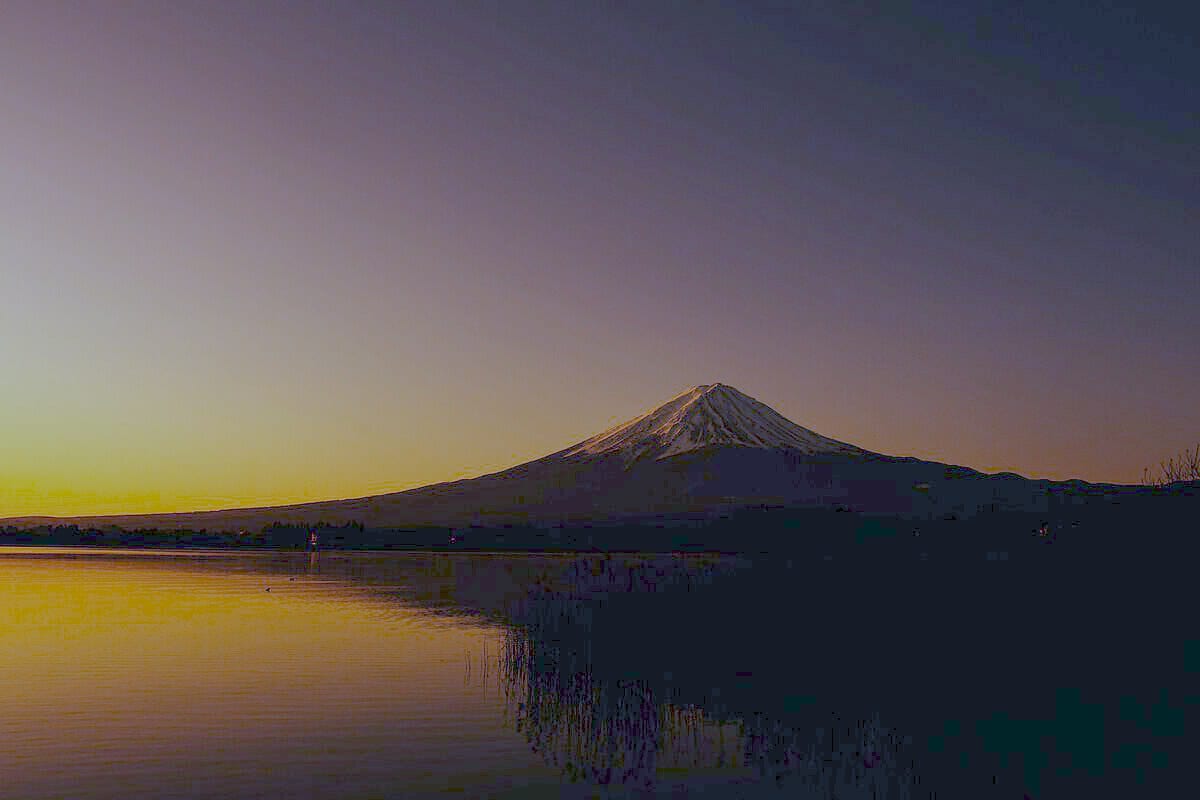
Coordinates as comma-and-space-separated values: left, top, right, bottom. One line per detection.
1144, 442, 1200, 487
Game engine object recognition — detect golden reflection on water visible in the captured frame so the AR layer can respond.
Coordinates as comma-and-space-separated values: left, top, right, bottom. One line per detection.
0, 548, 810, 799
0, 548, 557, 799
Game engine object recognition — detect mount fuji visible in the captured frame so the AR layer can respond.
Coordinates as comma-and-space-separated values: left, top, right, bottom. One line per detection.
3, 383, 1060, 533
558, 384, 865, 461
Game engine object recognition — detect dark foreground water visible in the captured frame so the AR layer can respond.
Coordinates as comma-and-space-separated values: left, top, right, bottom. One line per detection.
0, 535, 1195, 799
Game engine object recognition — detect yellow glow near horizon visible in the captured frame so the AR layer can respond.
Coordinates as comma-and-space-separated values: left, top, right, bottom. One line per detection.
0, 443, 551, 518
2, 1, 1196, 519
0, 381, 636, 518
0, 369, 1163, 519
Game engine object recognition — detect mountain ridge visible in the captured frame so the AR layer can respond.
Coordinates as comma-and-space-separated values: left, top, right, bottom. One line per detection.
2, 383, 1101, 532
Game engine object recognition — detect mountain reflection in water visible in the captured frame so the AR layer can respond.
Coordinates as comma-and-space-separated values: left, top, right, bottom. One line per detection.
454, 543, 1192, 800
2, 542, 1191, 799
490, 625, 917, 798
456, 554, 924, 798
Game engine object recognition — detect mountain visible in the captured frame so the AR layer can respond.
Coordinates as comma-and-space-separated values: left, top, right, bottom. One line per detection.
3, 383, 1068, 532
558, 384, 865, 461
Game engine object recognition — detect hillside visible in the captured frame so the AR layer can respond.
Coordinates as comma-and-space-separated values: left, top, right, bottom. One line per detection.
0, 384, 1137, 534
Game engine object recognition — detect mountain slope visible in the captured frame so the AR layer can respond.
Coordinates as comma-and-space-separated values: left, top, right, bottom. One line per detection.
1, 383, 1063, 532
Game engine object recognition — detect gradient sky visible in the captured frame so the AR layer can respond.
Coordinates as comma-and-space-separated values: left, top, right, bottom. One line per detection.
3, 0, 1198, 516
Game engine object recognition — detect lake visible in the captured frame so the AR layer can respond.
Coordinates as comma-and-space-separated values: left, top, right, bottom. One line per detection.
0, 539, 1195, 799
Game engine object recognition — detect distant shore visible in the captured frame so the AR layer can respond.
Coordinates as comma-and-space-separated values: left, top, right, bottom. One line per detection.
3, 486, 1196, 555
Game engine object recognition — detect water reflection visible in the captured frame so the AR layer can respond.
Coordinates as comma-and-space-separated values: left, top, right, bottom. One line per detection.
3, 546, 1191, 799
0, 549, 560, 800
463, 546, 1194, 800
459, 555, 925, 797
492, 624, 919, 797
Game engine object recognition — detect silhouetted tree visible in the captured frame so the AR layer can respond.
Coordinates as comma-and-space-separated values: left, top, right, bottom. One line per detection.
1143, 442, 1200, 487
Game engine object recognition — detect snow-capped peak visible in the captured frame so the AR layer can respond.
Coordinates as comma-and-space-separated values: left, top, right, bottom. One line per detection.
561, 383, 865, 461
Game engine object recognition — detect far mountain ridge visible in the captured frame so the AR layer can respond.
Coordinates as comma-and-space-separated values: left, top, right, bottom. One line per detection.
2, 383, 1118, 532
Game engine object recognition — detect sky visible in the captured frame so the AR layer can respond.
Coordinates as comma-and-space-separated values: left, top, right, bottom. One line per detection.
2, 0, 1198, 516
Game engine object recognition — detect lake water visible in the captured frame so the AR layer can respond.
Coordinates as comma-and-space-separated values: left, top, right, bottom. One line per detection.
1, 541, 1195, 799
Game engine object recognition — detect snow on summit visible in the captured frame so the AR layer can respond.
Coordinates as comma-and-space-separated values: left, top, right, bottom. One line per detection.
561, 384, 865, 461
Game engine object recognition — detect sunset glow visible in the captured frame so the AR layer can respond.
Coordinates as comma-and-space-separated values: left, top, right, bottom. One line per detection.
3, 2, 1197, 517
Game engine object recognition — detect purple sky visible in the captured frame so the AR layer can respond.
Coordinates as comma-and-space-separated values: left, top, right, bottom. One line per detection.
3, 1, 1197, 515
